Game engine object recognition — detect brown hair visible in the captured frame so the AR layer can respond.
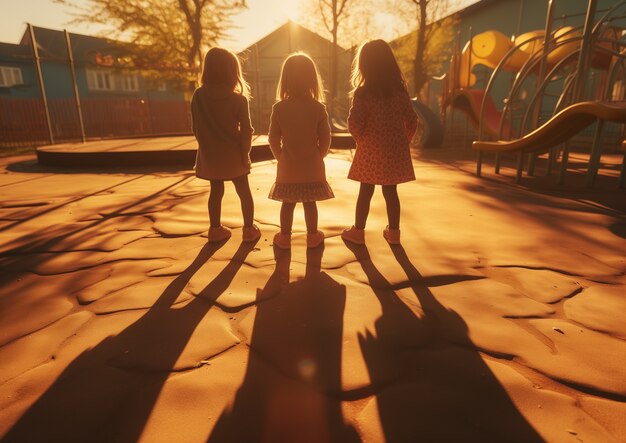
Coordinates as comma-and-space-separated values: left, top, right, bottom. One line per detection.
276, 52, 325, 103
351, 39, 408, 97
201, 47, 250, 98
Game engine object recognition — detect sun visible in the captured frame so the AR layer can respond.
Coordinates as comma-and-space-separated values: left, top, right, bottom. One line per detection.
282, 0, 303, 21
373, 12, 399, 40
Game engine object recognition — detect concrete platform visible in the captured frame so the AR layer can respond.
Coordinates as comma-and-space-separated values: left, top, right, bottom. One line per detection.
36, 133, 355, 168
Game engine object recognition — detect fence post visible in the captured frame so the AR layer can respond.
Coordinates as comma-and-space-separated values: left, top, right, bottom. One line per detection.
28, 23, 54, 145
64, 30, 86, 143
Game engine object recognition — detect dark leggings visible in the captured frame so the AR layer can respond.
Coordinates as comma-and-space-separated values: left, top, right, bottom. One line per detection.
280, 202, 318, 234
209, 175, 254, 228
355, 183, 400, 230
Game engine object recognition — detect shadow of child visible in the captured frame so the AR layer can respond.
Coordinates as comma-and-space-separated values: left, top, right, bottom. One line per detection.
208, 244, 360, 443
4, 238, 259, 443
345, 240, 543, 442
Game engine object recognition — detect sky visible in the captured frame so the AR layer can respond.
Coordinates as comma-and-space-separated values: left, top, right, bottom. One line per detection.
0, 0, 475, 50
0, 0, 308, 51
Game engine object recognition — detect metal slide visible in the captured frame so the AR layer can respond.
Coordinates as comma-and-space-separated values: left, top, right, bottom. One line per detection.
472, 101, 626, 153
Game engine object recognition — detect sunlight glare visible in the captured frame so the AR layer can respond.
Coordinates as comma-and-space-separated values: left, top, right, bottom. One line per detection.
281, 0, 303, 20
373, 12, 399, 41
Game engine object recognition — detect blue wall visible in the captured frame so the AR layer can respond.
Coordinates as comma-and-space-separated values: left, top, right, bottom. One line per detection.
1, 59, 186, 102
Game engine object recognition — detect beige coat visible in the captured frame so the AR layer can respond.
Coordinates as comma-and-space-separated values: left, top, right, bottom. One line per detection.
268, 98, 331, 184
191, 85, 253, 180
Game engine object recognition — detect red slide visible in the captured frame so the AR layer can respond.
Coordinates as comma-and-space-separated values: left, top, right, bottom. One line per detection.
448, 89, 511, 139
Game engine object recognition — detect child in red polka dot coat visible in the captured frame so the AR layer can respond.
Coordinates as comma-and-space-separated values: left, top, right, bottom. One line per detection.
342, 39, 420, 246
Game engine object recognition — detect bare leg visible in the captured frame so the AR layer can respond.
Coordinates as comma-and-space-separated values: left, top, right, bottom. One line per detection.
232, 175, 254, 227
303, 201, 318, 233
355, 183, 375, 229
208, 180, 225, 228
280, 202, 296, 235
382, 184, 400, 229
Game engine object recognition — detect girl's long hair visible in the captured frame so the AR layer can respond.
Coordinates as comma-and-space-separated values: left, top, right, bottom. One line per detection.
350, 39, 408, 97
276, 52, 325, 103
201, 47, 250, 98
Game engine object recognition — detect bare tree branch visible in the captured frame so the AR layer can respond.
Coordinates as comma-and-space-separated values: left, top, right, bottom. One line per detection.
54, 0, 246, 83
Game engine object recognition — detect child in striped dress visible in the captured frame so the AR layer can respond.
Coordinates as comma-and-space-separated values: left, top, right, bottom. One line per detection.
268, 53, 334, 249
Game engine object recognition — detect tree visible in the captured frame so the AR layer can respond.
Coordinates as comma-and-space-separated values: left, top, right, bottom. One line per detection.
56, 0, 246, 83
393, 0, 459, 97
314, 0, 351, 118
301, 0, 459, 99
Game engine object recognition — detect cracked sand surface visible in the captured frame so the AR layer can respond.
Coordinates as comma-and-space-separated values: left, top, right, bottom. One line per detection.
0, 153, 625, 442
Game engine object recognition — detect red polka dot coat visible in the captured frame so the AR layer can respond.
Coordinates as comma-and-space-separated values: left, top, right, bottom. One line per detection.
347, 88, 418, 185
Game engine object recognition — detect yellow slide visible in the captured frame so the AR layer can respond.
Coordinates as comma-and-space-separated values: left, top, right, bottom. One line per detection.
458, 30, 543, 88
456, 27, 592, 89
472, 101, 626, 154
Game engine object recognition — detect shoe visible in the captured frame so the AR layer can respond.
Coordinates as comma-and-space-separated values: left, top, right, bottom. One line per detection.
383, 226, 400, 245
341, 226, 365, 245
273, 232, 291, 249
208, 226, 231, 243
242, 224, 261, 242
307, 230, 325, 248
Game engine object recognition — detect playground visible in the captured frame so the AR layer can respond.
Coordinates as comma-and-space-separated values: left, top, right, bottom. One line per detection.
431, 0, 626, 189
1, 0, 626, 441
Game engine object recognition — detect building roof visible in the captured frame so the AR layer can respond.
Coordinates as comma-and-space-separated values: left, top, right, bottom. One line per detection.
18, 25, 125, 65
0, 42, 31, 63
391, 0, 502, 45
238, 20, 347, 55
453, 0, 503, 20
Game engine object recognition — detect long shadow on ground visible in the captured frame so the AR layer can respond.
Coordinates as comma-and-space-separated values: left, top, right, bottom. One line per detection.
2, 238, 257, 443
208, 244, 361, 443
346, 242, 543, 442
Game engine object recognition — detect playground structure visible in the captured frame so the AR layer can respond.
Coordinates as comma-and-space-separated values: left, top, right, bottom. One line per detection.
441, 0, 626, 187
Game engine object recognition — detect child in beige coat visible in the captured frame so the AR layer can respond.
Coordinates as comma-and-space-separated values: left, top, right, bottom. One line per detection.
192, 47, 261, 243
268, 53, 333, 249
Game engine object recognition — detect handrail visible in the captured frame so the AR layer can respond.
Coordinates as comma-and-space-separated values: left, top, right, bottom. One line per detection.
592, 0, 626, 34
495, 35, 583, 139
553, 72, 577, 113
604, 51, 626, 100
520, 50, 581, 134
476, 34, 546, 139
496, 34, 596, 140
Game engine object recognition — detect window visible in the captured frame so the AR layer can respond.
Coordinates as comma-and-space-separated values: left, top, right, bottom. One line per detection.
0, 66, 24, 87
86, 69, 114, 91
121, 74, 139, 92
156, 81, 167, 92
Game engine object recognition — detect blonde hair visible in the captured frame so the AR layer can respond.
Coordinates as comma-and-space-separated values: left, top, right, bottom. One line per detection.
276, 52, 325, 103
201, 47, 250, 98
351, 39, 408, 97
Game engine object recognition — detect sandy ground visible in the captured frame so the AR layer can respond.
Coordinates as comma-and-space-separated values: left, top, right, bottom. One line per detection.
0, 150, 625, 442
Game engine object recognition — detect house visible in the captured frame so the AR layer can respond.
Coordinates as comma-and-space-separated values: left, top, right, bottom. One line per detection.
238, 21, 353, 132
0, 26, 190, 147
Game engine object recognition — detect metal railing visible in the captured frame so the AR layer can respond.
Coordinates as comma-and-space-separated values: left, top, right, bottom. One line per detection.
0, 97, 192, 149
0, 23, 193, 150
